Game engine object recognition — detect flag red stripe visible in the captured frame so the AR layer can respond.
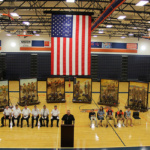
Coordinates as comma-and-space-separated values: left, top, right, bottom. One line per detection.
51, 37, 54, 75
69, 38, 72, 75
88, 16, 91, 75
75, 15, 79, 75
63, 38, 66, 75
82, 16, 85, 75
57, 37, 60, 75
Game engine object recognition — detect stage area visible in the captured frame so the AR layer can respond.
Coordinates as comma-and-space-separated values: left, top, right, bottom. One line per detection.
0, 81, 150, 149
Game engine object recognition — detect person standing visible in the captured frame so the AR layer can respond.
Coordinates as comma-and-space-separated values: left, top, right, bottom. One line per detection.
61, 110, 75, 125
51, 105, 60, 127
21, 105, 31, 128
12, 104, 21, 127
31, 105, 40, 128
40, 105, 49, 127
1, 106, 12, 127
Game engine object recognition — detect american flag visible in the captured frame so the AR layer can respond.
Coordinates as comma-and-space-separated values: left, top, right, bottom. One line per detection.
51, 14, 91, 75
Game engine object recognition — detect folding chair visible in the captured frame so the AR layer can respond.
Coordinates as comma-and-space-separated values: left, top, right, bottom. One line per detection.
124, 112, 127, 119
115, 112, 117, 119
133, 112, 141, 125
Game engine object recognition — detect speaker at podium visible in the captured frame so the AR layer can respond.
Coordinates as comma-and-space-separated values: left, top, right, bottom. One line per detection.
61, 124, 74, 147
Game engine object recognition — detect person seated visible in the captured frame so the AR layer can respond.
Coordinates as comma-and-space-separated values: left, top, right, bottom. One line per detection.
89, 109, 98, 128
40, 105, 49, 127
12, 104, 21, 127
51, 105, 60, 127
126, 108, 133, 127
97, 106, 105, 127
1, 106, 12, 127
21, 105, 31, 128
117, 110, 125, 127
31, 105, 40, 128
106, 106, 117, 128
61, 110, 75, 125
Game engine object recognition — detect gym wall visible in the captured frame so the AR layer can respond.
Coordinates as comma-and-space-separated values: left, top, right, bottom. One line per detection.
0, 32, 150, 81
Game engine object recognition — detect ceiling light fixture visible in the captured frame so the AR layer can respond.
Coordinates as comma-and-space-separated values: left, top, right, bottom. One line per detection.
66, 0, 75, 2
93, 35, 97, 37
10, 13, 19, 17
129, 33, 134, 36
6, 33, 11, 36
136, 0, 149, 6
121, 36, 126, 39
22, 21, 30, 26
99, 30, 104, 34
35, 34, 40, 36
0, 0, 3, 1
106, 25, 113, 28
117, 16, 126, 19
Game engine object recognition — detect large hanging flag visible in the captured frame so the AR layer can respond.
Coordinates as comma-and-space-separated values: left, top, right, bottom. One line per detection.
51, 14, 91, 75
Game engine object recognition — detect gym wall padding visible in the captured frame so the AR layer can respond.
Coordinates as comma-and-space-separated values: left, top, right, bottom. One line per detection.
128, 55, 150, 81
6, 53, 31, 80
1, 52, 150, 81
98, 55, 122, 80
37, 53, 51, 80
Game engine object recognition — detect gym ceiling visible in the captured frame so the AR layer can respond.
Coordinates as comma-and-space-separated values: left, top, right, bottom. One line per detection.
0, 0, 149, 38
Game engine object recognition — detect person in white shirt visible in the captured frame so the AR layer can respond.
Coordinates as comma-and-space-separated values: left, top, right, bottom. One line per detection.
12, 104, 21, 127
51, 105, 60, 127
40, 105, 49, 127
1, 106, 12, 127
31, 105, 40, 128
21, 105, 31, 128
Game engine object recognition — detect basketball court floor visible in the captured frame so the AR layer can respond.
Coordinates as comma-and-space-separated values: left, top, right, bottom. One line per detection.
0, 81, 150, 149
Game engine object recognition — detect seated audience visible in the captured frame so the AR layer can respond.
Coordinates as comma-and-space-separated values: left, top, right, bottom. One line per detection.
89, 109, 98, 128
126, 108, 133, 127
21, 105, 31, 128
1, 106, 12, 127
97, 106, 105, 127
40, 105, 49, 127
12, 104, 21, 127
117, 110, 125, 127
106, 106, 117, 128
31, 105, 40, 128
51, 105, 60, 127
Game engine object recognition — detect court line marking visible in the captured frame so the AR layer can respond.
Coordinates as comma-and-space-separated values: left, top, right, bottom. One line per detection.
91, 98, 126, 147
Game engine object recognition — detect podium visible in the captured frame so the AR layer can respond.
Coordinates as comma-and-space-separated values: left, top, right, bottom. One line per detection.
61, 124, 74, 147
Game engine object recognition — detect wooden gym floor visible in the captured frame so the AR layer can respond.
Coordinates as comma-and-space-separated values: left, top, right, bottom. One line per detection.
0, 81, 150, 149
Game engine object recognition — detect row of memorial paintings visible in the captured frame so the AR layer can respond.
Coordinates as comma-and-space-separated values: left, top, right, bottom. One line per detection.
0, 78, 148, 112
0, 80, 9, 111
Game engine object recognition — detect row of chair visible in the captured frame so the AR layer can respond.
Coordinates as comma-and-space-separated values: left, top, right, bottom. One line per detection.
95, 111, 141, 125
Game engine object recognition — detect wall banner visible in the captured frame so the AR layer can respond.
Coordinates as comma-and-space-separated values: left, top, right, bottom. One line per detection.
20, 40, 31, 47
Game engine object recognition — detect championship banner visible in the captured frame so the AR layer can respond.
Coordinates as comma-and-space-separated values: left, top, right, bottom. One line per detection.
20, 40, 51, 51
20, 40, 31, 47
127, 43, 138, 50
102, 42, 112, 48
0, 40, 1, 50
91, 42, 138, 53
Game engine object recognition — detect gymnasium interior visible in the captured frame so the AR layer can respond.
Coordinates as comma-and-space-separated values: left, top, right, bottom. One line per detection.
0, 0, 150, 150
